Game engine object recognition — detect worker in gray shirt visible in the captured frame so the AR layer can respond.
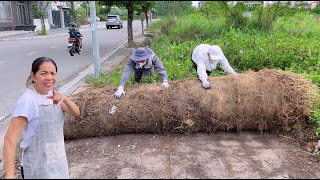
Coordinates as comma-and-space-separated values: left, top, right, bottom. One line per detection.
113, 47, 170, 99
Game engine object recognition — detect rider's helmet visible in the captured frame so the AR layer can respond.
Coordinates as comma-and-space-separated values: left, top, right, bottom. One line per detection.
70, 22, 76, 28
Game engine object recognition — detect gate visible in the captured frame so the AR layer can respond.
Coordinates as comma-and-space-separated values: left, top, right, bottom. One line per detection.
17, 2, 27, 25
52, 10, 61, 28
63, 9, 71, 27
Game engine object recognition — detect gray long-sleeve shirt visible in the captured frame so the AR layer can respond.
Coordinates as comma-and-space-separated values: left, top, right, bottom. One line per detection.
119, 48, 168, 87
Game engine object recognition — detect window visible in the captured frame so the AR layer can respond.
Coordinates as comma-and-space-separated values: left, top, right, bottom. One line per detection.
0, 2, 13, 22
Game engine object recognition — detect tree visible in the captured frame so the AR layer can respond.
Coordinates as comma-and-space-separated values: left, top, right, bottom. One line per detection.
99, 1, 154, 46
133, 1, 156, 35
140, 1, 156, 27
98, 1, 115, 15
99, 1, 137, 46
122, 1, 136, 46
32, 1, 50, 35
70, 1, 77, 25
80, 1, 89, 18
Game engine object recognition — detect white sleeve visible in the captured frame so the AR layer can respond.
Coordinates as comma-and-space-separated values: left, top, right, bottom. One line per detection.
219, 55, 237, 75
12, 95, 36, 122
197, 61, 209, 83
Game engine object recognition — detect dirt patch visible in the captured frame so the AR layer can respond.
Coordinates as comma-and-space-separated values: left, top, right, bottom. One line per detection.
65, 132, 320, 178
2, 132, 320, 179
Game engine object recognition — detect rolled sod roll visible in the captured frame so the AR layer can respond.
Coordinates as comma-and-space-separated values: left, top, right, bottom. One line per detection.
64, 69, 318, 140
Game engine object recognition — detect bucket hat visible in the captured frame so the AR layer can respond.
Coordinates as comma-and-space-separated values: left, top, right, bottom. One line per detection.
130, 47, 151, 61
208, 45, 223, 60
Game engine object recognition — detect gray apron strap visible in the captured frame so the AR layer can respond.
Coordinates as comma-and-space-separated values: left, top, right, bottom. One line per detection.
22, 105, 69, 179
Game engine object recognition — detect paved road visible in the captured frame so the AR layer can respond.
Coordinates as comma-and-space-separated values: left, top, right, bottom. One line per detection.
0, 20, 143, 121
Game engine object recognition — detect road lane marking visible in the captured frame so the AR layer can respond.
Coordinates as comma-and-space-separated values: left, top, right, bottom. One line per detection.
26, 52, 37, 55
50, 46, 58, 48
0, 61, 6, 64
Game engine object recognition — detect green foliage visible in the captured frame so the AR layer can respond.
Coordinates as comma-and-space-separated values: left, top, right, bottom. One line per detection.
217, 1, 250, 29
198, 1, 225, 17
31, 3, 46, 19
273, 12, 320, 36
154, 1, 193, 17
75, 6, 89, 25
37, 29, 48, 35
248, 3, 289, 32
171, 14, 226, 42
87, 72, 113, 88
311, 5, 320, 14
310, 93, 320, 136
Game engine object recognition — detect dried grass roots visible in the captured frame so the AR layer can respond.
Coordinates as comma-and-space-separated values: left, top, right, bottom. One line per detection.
64, 69, 318, 140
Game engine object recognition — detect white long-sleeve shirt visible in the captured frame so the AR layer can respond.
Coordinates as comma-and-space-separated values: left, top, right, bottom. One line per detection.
191, 44, 237, 82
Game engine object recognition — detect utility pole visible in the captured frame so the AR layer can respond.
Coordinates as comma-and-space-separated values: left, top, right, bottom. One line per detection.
89, 1, 100, 79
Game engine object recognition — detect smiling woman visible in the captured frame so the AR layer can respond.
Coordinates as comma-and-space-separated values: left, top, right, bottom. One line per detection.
3, 56, 80, 179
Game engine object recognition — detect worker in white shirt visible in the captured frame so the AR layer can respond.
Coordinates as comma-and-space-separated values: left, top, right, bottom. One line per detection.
191, 44, 238, 89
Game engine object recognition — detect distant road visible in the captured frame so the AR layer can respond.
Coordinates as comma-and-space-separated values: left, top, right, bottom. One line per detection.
0, 20, 144, 121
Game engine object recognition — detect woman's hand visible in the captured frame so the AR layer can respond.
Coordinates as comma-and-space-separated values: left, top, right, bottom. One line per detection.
47, 90, 64, 104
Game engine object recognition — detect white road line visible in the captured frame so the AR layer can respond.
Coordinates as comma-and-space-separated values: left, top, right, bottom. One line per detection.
0, 61, 6, 64
50, 46, 58, 48
26, 52, 37, 55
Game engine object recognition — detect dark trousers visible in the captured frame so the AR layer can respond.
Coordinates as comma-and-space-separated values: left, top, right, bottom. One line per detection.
134, 68, 143, 82
190, 53, 212, 77
21, 166, 24, 179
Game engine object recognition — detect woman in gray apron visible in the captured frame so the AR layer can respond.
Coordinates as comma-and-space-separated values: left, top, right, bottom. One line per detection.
3, 57, 80, 179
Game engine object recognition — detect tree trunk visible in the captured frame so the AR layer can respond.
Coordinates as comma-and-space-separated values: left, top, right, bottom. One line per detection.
41, 15, 46, 34
141, 13, 144, 35
150, 11, 152, 24
71, 1, 76, 24
145, 12, 149, 27
127, 2, 134, 46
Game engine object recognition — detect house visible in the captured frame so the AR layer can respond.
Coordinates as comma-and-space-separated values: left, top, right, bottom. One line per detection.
0, 1, 35, 31
31, 1, 72, 30
263, 1, 320, 9
310, 1, 320, 9
0, 1, 72, 32
47, 1, 71, 29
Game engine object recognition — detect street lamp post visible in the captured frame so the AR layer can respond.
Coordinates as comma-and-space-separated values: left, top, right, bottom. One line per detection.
89, 1, 100, 79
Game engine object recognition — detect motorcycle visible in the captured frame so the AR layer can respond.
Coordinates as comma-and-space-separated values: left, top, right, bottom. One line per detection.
67, 28, 82, 56
67, 37, 81, 56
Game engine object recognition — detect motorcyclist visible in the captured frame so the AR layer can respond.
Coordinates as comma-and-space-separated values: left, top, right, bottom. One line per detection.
68, 22, 83, 53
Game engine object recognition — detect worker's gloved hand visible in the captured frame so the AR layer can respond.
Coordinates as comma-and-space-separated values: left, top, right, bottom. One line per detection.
161, 80, 170, 88
202, 81, 212, 89
113, 86, 125, 99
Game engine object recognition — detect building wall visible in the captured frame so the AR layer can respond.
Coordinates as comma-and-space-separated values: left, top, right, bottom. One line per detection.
0, 1, 33, 31
0, 1, 18, 30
